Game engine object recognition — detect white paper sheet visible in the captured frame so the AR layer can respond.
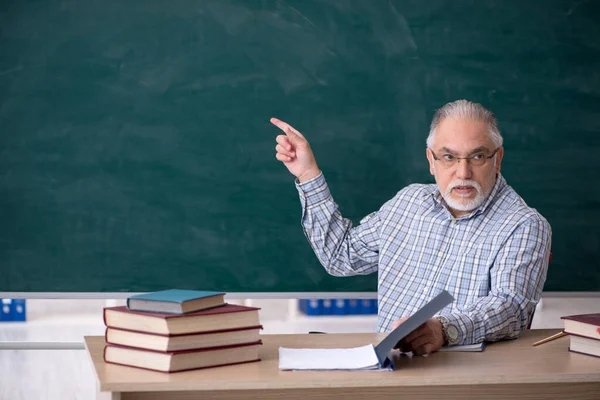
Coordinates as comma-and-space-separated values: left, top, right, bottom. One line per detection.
278, 344, 387, 370
439, 342, 485, 352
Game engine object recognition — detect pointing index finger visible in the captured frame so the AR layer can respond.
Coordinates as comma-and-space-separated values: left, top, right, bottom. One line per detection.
270, 117, 305, 139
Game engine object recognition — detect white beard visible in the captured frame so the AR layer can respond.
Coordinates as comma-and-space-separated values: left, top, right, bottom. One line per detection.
442, 179, 485, 212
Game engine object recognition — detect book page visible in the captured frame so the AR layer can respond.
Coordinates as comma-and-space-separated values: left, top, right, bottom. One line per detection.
278, 344, 388, 371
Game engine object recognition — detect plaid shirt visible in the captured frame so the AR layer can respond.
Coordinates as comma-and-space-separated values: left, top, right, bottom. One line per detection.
296, 173, 551, 345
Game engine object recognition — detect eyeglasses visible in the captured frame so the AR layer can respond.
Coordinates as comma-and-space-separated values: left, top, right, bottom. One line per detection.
430, 148, 499, 168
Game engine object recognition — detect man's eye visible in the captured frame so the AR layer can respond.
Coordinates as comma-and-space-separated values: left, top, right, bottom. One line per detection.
442, 154, 455, 161
472, 154, 485, 160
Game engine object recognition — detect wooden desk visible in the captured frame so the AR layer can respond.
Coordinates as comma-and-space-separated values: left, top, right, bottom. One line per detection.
85, 329, 600, 400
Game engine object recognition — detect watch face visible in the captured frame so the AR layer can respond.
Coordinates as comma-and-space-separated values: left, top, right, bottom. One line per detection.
447, 325, 459, 341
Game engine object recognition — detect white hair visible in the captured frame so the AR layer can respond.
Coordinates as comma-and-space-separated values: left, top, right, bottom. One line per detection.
426, 100, 503, 149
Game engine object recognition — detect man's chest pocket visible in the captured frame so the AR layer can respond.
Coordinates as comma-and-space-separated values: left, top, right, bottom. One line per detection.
439, 243, 493, 295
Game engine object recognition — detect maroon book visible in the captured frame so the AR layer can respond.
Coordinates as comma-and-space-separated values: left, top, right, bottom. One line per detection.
561, 313, 600, 341
104, 340, 263, 373
104, 304, 261, 335
105, 325, 263, 352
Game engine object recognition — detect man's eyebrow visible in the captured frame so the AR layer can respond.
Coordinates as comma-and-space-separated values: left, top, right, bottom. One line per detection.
438, 146, 491, 155
467, 146, 491, 155
438, 147, 457, 154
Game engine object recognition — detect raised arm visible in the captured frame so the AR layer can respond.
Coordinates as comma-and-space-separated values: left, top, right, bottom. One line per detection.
271, 118, 382, 276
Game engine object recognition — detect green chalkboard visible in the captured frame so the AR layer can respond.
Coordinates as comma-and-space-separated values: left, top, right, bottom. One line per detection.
1, 0, 599, 293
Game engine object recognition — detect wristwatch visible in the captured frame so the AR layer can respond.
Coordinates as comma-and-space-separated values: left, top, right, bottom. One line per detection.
435, 315, 459, 346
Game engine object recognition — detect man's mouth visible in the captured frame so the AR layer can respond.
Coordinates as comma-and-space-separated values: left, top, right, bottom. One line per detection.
453, 186, 474, 195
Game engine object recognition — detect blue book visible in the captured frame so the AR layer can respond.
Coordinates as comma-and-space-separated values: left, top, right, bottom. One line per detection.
1, 299, 13, 322
333, 299, 346, 315
320, 299, 333, 315
345, 299, 360, 315
127, 289, 226, 314
12, 299, 26, 321
370, 299, 378, 315
358, 299, 373, 314
304, 299, 321, 316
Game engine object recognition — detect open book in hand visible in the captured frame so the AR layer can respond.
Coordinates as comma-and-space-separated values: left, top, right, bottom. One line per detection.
278, 290, 455, 371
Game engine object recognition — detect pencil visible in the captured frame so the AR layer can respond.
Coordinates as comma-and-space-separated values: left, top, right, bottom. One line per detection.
532, 331, 567, 347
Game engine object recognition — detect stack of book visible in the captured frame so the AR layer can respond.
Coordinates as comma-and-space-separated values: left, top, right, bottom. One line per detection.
103, 289, 263, 372
561, 313, 600, 358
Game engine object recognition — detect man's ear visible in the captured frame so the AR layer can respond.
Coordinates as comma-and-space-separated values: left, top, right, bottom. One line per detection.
495, 147, 504, 174
426, 148, 436, 176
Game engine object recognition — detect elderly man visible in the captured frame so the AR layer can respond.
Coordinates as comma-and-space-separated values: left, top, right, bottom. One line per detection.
271, 100, 551, 355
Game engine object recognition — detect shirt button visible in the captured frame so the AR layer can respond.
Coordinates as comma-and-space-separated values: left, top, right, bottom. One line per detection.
438, 251, 443, 257
423, 287, 429, 294
452, 219, 457, 224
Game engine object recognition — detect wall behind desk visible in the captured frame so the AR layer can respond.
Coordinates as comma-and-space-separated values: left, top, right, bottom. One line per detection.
1, 0, 599, 292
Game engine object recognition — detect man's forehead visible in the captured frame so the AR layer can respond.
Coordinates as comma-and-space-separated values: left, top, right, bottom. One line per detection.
432, 118, 495, 149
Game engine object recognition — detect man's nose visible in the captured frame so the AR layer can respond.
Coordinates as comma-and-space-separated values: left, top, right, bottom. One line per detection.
455, 158, 473, 180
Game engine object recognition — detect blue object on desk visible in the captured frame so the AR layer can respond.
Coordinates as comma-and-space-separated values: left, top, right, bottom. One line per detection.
299, 298, 377, 316
370, 299, 378, 314
333, 299, 346, 315
1, 299, 13, 322
298, 299, 322, 315
320, 299, 333, 315
0, 299, 27, 322
345, 299, 360, 314
12, 299, 26, 321
358, 299, 373, 314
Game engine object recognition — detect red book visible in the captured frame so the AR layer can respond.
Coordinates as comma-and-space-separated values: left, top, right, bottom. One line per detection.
561, 313, 600, 358
105, 325, 263, 352
561, 313, 600, 340
104, 340, 262, 373
103, 304, 260, 335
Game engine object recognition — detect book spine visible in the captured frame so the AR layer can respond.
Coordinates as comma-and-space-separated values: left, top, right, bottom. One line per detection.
1, 299, 13, 322
12, 299, 26, 321
320, 299, 333, 315
302, 299, 320, 316
358, 299, 371, 315
346, 299, 360, 314
333, 299, 346, 315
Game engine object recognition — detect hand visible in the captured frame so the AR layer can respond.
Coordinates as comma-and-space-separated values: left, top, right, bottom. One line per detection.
393, 317, 445, 356
270, 117, 320, 182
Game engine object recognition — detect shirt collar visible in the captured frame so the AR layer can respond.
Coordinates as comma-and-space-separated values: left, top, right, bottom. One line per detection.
423, 174, 507, 220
